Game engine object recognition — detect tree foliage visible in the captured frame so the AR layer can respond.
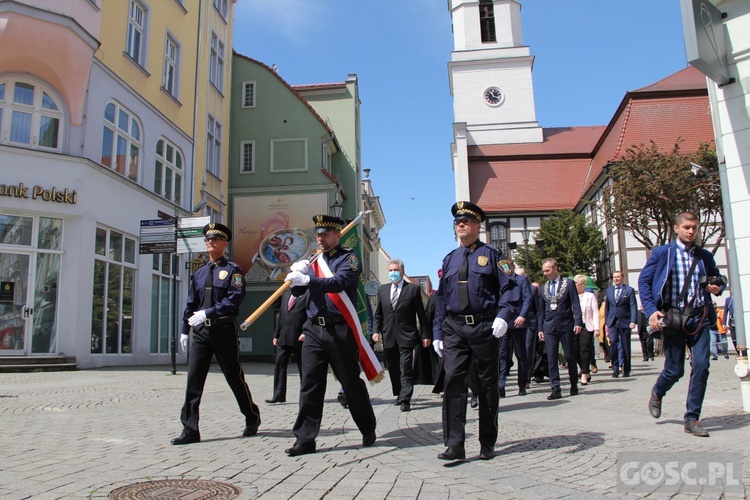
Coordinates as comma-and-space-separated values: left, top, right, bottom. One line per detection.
600, 141, 723, 252
516, 210, 605, 284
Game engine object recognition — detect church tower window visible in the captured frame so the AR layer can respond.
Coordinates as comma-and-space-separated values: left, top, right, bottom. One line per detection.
480, 0, 497, 43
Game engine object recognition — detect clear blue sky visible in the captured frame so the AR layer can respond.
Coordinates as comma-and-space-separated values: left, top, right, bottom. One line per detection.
234, 1, 691, 287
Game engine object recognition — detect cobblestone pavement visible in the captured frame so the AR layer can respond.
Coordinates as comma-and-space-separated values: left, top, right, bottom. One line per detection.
1, 343, 749, 499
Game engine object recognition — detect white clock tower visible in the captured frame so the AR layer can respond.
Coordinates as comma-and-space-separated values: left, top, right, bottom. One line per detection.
448, 0, 542, 200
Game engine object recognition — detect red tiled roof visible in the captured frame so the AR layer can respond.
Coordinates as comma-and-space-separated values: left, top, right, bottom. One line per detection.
632, 65, 707, 93
468, 126, 605, 159
469, 67, 714, 214
472, 158, 592, 213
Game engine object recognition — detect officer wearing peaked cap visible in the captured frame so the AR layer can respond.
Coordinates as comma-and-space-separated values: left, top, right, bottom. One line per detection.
433, 201, 517, 461
171, 222, 261, 445
281, 213, 377, 457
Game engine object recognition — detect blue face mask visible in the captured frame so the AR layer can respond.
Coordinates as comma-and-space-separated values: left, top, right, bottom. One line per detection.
389, 271, 401, 283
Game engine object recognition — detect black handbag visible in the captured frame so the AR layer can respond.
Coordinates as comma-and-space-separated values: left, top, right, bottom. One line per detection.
658, 248, 704, 337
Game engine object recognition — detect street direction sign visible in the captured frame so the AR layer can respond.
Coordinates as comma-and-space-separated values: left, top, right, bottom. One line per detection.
177, 216, 211, 254
139, 218, 176, 254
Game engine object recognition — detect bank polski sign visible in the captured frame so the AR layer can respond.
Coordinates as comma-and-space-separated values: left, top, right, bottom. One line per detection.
0, 182, 77, 204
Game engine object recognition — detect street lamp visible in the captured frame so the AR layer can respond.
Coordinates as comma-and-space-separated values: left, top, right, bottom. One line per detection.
330, 196, 343, 219
521, 227, 531, 267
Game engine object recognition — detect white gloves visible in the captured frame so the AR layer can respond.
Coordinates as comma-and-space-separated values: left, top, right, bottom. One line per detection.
290, 259, 310, 273
433, 339, 444, 358
180, 334, 188, 352
285, 271, 310, 287
492, 317, 508, 338
188, 310, 207, 327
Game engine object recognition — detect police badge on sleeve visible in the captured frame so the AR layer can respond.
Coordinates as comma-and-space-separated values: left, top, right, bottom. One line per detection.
498, 260, 512, 276
232, 273, 244, 287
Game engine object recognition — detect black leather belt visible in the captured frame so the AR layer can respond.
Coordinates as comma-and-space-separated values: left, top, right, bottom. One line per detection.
313, 315, 346, 326
205, 316, 235, 327
449, 309, 497, 325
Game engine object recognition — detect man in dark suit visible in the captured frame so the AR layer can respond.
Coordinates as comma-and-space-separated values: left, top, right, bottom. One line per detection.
266, 289, 308, 404
604, 271, 637, 377
537, 258, 583, 400
373, 259, 430, 412
520, 271, 542, 386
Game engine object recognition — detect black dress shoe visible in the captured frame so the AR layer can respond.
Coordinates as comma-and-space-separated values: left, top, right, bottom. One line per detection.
570, 385, 579, 396
684, 420, 709, 437
437, 445, 465, 461
499, 388, 506, 398
337, 393, 348, 409
518, 388, 527, 396
362, 431, 376, 447
547, 390, 562, 400
400, 402, 411, 412
648, 390, 662, 419
478, 445, 495, 460
265, 397, 285, 404
243, 423, 259, 437
171, 431, 200, 445
285, 441, 316, 456
623, 372, 630, 378
612, 371, 619, 378
470, 395, 478, 408
393, 400, 401, 406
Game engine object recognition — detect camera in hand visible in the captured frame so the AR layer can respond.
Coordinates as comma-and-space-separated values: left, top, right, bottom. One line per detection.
699, 274, 727, 287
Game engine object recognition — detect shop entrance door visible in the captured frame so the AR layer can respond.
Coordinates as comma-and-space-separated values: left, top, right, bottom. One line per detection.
0, 252, 30, 353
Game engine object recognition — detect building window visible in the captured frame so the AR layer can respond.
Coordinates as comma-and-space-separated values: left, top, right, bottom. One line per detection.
92, 227, 136, 354
489, 222, 508, 256
154, 138, 183, 204
479, 0, 497, 43
163, 34, 180, 98
209, 31, 225, 92
206, 115, 222, 177
242, 81, 256, 107
240, 140, 254, 174
213, 0, 228, 19
126, 0, 148, 66
101, 101, 141, 182
150, 254, 180, 354
0, 79, 63, 151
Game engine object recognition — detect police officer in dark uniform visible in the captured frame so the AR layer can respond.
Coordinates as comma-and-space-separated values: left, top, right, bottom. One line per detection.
433, 202, 515, 461
498, 260, 531, 397
171, 222, 261, 445
282, 215, 377, 457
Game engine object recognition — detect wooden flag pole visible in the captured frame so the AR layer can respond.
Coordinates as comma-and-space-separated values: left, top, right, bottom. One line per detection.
239, 211, 369, 330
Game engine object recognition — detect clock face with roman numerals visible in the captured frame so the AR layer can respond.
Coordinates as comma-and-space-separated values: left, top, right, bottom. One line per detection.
484, 86, 504, 106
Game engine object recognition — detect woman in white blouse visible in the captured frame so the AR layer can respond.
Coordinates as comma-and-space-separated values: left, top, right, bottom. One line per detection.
574, 275, 600, 385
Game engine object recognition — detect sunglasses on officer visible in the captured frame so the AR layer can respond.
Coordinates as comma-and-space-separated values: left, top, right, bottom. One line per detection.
453, 217, 478, 226
205, 235, 227, 242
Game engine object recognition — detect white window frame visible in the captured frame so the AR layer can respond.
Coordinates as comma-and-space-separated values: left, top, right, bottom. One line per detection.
162, 33, 180, 98
270, 138, 308, 173
154, 137, 184, 203
240, 140, 255, 174
0, 78, 64, 152
101, 101, 142, 183
242, 81, 256, 108
209, 31, 225, 92
212, 0, 228, 20
126, 0, 149, 67
92, 226, 137, 355
206, 114, 222, 177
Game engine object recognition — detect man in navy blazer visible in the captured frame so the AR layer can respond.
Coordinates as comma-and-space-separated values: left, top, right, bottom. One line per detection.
373, 259, 430, 412
638, 211, 724, 437
537, 258, 583, 400
604, 271, 637, 377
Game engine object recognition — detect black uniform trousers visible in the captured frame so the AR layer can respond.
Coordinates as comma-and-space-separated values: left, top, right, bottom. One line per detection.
442, 317, 500, 447
292, 319, 376, 446
498, 327, 529, 389
271, 344, 302, 400
384, 344, 415, 404
180, 321, 260, 434
544, 331, 577, 391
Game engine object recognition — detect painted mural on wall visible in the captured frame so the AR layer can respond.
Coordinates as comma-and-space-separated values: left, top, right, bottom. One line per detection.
233, 193, 328, 282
